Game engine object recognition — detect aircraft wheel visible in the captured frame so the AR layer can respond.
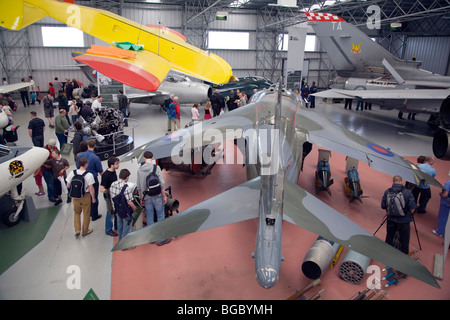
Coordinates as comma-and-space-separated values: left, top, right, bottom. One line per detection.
1, 207, 22, 227
0, 195, 22, 227
427, 113, 440, 129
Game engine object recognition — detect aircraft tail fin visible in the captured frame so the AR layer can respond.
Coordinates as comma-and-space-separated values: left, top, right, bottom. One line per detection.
306, 12, 396, 76
71, 52, 98, 84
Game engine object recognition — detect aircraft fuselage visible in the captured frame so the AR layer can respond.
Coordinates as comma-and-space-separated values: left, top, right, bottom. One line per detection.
246, 88, 304, 288
330, 76, 448, 113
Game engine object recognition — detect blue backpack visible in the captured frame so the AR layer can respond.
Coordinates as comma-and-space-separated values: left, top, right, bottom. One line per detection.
112, 184, 133, 219
167, 103, 177, 120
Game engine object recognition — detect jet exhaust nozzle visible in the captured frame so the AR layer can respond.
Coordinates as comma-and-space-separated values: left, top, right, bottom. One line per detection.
433, 96, 450, 160
439, 96, 450, 129
302, 236, 341, 279
432, 128, 450, 160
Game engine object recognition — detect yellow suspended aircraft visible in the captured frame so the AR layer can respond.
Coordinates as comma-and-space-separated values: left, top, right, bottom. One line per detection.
1, 0, 235, 91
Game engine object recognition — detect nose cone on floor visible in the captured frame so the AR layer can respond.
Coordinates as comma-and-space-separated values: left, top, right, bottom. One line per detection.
256, 267, 279, 289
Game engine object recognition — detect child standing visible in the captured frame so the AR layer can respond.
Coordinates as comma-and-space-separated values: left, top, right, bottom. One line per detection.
68, 100, 79, 125
34, 167, 45, 196
191, 103, 199, 122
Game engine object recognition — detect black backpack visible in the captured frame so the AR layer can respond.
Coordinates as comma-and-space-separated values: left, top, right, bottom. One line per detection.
112, 184, 133, 219
44, 97, 53, 109
144, 165, 161, 197
69, 170, 88, 199
386, 188, 406, 217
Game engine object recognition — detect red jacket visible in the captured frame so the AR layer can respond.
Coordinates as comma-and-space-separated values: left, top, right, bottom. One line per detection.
174, 102, 180, 119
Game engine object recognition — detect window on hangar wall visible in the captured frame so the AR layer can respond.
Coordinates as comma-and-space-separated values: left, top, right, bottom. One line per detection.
41, 26, 84, 47
278, 34, 317, 51
208, 31, 250, 50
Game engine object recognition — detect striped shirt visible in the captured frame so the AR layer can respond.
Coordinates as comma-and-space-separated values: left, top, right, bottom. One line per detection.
109, 180, 136, 211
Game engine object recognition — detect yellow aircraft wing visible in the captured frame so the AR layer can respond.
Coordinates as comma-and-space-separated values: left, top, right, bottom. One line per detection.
1, 0, 234, 91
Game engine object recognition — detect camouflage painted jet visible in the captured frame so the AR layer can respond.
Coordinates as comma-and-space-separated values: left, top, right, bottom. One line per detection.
114, 85, 440, 290
306, 12, 450, 160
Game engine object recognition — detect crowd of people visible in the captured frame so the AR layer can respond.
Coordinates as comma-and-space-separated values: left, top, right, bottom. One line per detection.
162, 87, 254, 134
2, 75, 449, 258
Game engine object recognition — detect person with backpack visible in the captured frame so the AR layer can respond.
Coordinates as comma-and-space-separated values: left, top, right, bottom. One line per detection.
100, 157, 120, 237
76, 139, 104, 221
43, 149, 70, 206
110, 169, 137, 243
162, 93, 174, 133
136, 151, 170, 246
66, 157, 96, 238
71, 121, 84, 162
42, 90, 55, 128
381, 175, 417, 254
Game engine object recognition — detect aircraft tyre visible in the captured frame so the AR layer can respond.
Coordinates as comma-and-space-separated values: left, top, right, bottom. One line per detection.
427, 113, 440, 129
0, 194, 22, 227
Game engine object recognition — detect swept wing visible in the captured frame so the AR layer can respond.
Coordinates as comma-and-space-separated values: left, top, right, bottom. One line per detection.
282, 179, 439, 288
313, 88, 450, 101
112, 177, 261, 250
0, 82, 33, 94
115, 89, 440, 288
298, 107, 442, 188
120, 104, 258, 163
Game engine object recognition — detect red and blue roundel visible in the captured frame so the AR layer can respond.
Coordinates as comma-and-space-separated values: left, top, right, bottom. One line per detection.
366, 143, 395, 157
161, 130, 186, 142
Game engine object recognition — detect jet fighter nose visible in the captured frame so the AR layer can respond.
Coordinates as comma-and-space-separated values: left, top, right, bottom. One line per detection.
256, 267, 279, 289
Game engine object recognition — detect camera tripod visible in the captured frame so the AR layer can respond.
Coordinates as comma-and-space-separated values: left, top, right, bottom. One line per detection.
374, 213, 422, 250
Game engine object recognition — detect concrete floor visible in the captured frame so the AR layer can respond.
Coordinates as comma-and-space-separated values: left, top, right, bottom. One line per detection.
0, 96, 448, 300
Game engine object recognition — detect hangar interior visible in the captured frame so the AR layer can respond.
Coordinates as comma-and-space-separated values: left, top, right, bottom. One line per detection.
2, 0, 450, 89
0, 0, 449, 300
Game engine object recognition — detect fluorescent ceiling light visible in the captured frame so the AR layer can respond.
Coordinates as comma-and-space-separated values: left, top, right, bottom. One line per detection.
301, 0, 337, 12
269, 0, 297, 7
229, 0, 250, 8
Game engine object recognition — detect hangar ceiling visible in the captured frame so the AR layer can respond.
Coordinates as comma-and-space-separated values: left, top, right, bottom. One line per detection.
81, 0, 450, 81
116, 0, 450, 34
1, 1, 449, 84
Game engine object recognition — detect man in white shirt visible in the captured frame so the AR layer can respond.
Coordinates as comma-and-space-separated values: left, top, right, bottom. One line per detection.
66, 157, 96, 237
92, 95, 103, 111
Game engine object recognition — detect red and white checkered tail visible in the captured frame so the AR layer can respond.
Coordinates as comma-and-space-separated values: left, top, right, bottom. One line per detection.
304, 12, 345, 22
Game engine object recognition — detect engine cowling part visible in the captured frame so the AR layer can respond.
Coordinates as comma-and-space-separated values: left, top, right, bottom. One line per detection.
439, 96, 450, 129
433, 128, 450, 160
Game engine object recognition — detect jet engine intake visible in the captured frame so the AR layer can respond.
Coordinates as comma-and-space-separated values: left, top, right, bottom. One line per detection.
439, 96, 450, 129
432, 128, 450, 160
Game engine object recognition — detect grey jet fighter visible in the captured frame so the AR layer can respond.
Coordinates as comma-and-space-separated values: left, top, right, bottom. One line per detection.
113, 84, 440, 290
306, 12, 450, 160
